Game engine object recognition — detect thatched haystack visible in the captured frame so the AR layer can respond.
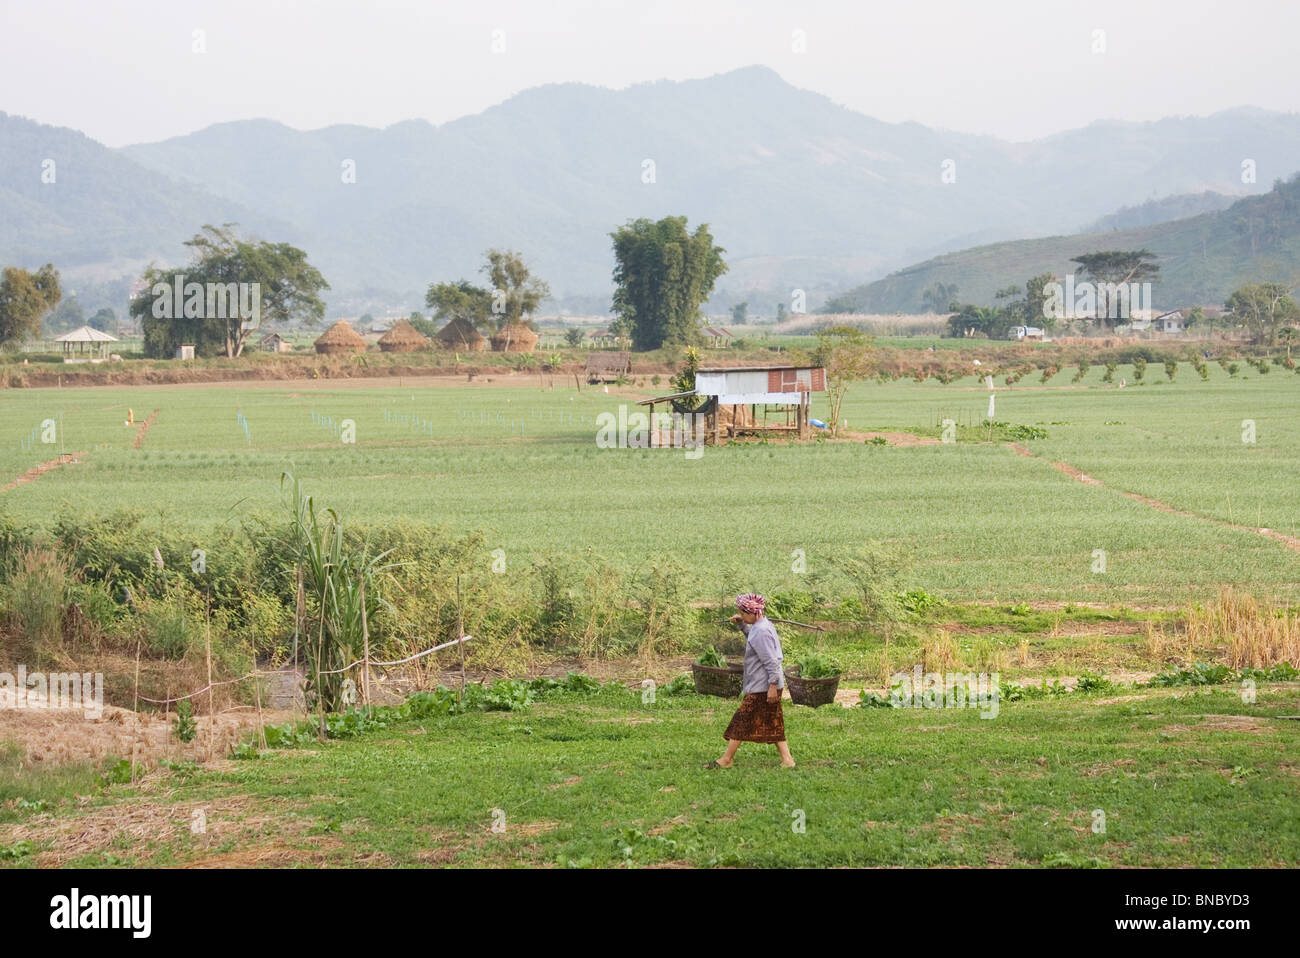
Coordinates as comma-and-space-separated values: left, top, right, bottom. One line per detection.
490, 322, 539, 353
314, 320, 368, 355
377, 319, 430, 353
434, 316, 485, 351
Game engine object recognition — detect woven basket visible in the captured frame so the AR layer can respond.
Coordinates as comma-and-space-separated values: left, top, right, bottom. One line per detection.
692, 661, 744, 698
785, 664, 841, 707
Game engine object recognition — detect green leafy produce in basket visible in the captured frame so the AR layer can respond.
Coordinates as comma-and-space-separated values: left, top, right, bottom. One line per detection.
695, 646, 728, 668
794, 652, 841, 679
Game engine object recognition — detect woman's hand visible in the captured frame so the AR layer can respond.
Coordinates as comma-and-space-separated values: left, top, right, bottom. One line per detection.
729, 614, 743, 624
767, 684, 779, 703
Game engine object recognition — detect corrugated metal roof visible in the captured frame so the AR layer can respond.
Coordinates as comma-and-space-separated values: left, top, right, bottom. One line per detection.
696, 365, 820, 373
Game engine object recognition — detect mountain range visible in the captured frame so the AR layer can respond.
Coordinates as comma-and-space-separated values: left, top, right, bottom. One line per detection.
3, 66, 1300, 316
823, 173, 1300, 314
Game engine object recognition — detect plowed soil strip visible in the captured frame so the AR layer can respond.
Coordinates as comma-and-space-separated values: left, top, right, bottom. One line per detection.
1007, 443, 1300, 553
132, 408, 160, 449
2, 452, 89, 491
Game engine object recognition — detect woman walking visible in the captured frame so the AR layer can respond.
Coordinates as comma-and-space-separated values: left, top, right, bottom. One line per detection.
706, 593, 796, 769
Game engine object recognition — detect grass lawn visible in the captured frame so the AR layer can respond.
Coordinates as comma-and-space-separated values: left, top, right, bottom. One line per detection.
3, 677, 1298, 868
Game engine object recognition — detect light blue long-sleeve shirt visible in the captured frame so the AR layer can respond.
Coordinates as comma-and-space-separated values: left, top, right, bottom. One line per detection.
739, 617, 784, 693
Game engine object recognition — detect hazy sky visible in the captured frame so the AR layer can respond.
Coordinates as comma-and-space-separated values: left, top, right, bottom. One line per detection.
2, 0, 1297, 147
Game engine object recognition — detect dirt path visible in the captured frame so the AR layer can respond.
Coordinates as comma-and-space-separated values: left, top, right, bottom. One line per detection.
1007, 443, 1300, 553
131, 408, 160, 449
1, 452, 89, 492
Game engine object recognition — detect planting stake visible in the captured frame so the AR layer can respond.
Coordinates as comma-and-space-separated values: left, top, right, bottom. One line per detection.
360, 572, 371, 712
457, 574, 466, 704
205, 589, 214, 761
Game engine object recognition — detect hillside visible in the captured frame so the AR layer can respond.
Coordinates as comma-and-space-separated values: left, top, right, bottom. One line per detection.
111, 70, 1300, 309
0, 112, 296, 289
1079, 190, 1238, 233
823, 174, 1300, 313
5, 68, 1300, 312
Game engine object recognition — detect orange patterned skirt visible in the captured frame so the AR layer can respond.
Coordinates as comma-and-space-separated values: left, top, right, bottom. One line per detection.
723, 692, 786, 743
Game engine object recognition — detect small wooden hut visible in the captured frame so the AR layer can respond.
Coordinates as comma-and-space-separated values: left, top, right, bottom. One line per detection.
434, 316, 485, 351
377, 319, 430, 353
585, 351, 632, 383
640, 365, 826, 443
258, 332, 293, 353
314, 320, 368, 355
490, 323, 539, 353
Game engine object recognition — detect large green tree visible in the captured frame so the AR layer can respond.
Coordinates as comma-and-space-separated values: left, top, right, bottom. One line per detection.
133, 224, 329, 358
0, 264, 61, 348
425, 279, 494, 330
482, 248, 549, 329
1225, 282, 1300, 345
610, 217, 727, 350
1070, 250, 1161, 328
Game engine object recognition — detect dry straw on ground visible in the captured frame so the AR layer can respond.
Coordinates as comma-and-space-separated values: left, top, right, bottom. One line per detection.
1185, 588, 1300, 669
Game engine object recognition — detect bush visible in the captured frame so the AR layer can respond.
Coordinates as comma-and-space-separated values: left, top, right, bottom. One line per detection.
2, 547, 72, 664
132, 588, 203, 659
767, 590, 816, 620
1146, 662, 1235, 687
896, 587, 944, 616
173, 699, 198, 742
1075, 671, 1115, 693
829, 541, 909, 629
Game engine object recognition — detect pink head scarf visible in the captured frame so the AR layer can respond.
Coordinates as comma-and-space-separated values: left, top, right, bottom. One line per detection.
736, 593, 765, 615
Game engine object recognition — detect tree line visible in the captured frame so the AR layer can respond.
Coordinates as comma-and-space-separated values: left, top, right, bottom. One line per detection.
0, 213, 733, 356
5, 219, 1294, 355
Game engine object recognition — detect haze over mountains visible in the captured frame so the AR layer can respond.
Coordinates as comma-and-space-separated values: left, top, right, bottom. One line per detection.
3, 66, 1299, 316
824, 174, 1300, 315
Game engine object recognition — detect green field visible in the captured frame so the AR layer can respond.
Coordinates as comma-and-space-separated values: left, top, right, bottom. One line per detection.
4, 364, 1300, 870
3, 363, 1300, 604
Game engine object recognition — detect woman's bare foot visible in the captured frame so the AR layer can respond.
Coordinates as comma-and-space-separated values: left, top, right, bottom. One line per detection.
781, 760, 796, 767
715, 757, 733, 767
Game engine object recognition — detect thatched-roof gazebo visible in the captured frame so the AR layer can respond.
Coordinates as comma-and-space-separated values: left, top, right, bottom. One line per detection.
314, 320, 368, 355
377, 319, 430, 353
490, 322, 538, 353
434, 316, 485, 351
54, 325, 118, 363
